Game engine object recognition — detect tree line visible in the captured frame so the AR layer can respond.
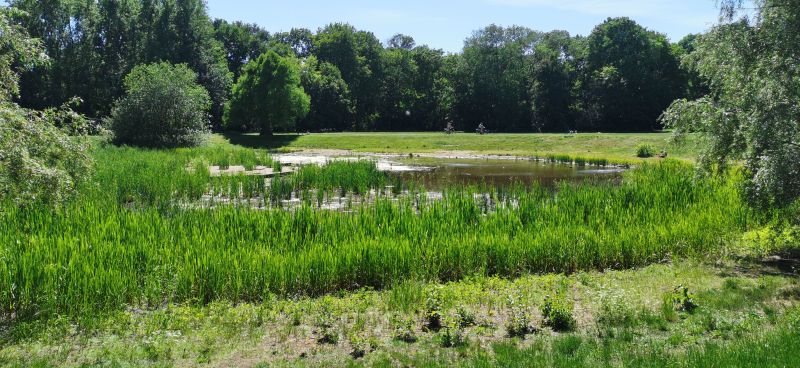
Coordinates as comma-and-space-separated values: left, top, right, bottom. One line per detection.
7, 0, 703, 133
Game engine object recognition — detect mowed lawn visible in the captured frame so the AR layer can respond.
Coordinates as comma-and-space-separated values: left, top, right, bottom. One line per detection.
211, 132, 703, 163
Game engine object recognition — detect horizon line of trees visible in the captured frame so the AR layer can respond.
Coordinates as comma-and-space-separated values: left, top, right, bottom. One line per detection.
8, 0, 706, 133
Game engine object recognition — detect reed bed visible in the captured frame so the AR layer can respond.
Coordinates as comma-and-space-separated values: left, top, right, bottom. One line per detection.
0, 144, 751, 319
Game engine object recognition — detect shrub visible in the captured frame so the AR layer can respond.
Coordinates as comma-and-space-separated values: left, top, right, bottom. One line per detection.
391, 315, 417, 343
636, 144, 655, 158
439, 318, 468, 348
0, 103, 91, 207
424, 286, 444, 331
455, 307, 477, 328
109, 62, 211, 148
506, 293, 535, 338
670, 285, 698, 313
542, 296, 576, 332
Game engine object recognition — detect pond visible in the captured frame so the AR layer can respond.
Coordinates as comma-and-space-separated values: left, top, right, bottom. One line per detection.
390, 157, 625, 190
275, 153, 626, 190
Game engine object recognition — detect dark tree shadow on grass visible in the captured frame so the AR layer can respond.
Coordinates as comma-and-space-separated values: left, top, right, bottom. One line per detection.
221, 132, 301, 150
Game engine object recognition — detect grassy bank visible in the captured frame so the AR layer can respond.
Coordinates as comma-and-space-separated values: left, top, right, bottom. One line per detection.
211, 132, 703, 163
1, 261, 798, 367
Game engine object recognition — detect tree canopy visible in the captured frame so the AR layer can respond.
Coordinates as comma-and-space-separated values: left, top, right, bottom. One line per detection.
1, 7, 91, 207
224, 51, 310, 135
662, 0, 800, 207
6, 1, 707, 134
109, 62, 211, 148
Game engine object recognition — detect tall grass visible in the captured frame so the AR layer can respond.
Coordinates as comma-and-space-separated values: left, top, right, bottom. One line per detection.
0, 145, 752, 319
87, 146, 274, 207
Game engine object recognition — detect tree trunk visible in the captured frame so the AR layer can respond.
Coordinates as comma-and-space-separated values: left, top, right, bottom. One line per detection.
261, 124, 273, 136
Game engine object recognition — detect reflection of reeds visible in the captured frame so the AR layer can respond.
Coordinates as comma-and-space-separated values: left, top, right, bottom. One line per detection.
1, 144, 750, 320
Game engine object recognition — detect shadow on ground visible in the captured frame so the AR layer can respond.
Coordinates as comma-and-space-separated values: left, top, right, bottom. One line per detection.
221, 133, 301, 150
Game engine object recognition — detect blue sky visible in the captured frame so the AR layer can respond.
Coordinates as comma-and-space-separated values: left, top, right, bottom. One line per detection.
206, 0, 727, 53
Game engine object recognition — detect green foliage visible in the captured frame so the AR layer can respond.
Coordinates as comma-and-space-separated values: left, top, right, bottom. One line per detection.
212, 19, 270, 81
439, 320, 468, 348
0, 152, 751, 319
224, 51, 310, 135
583, 17, 684, 132
391, 314, 417, 343
662, 1, 800, 207
10, 0, 231, 123
506, 293, 535, 338
109, 62, 210, 148
636, 144, 656, 158
530, 31, 580, 132
314, 23, 384, 130
741, 225, 800, 257
424, 286, 444, 331
0, 103, 91, 207
455, 307, 477, 328
542, 296, 576, 332
451, 25, 539, 132
298, 57, 355, 131
315, 304, 339, 345
671, 285, 699, 313
0, 7, 45, 102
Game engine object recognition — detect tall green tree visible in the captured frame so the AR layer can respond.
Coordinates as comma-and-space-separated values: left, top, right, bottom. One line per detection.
224, 51, 310, 135
662, 0, 800, 207
582, 18, 684, 131
298, 57, 354, 132
10, 0, 231, 125
530, 30, 580, 132
379, 45, 418, 130
271, 28, 315, 58
0, 7, 45, 102
314, 23, 384, 130
213, 19, 270, 81
452, 25, 539, 132
1, 7, 91, 207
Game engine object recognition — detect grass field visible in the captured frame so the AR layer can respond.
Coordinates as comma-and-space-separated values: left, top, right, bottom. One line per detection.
2, 261, 798, 367
211, 132, 704, 163
1, 134, 797, 367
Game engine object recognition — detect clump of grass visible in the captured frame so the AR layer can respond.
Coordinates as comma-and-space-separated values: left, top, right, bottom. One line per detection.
636, 144, 656, 158
292, 160, 389, 196
455, 307, 476, 328
315, 305, 339, 345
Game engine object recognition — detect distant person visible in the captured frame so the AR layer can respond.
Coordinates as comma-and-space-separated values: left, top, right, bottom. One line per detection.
478, 123, 486, 135
445, 121, 455, 134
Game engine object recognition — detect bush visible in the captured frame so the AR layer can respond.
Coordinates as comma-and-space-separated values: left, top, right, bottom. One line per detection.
636, 144, 655, 158
542, 296, 576, 332
424, 286, 444, 331
109, 62, 210, 148
0, 103, 91, 206
506, 293, 535, 338
670, 285, 698, 313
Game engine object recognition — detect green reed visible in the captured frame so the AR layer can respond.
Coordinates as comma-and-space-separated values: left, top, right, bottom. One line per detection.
0, 145, 752, 320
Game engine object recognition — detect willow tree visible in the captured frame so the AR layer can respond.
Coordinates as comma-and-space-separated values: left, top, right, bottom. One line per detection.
661, 0, 800, 207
